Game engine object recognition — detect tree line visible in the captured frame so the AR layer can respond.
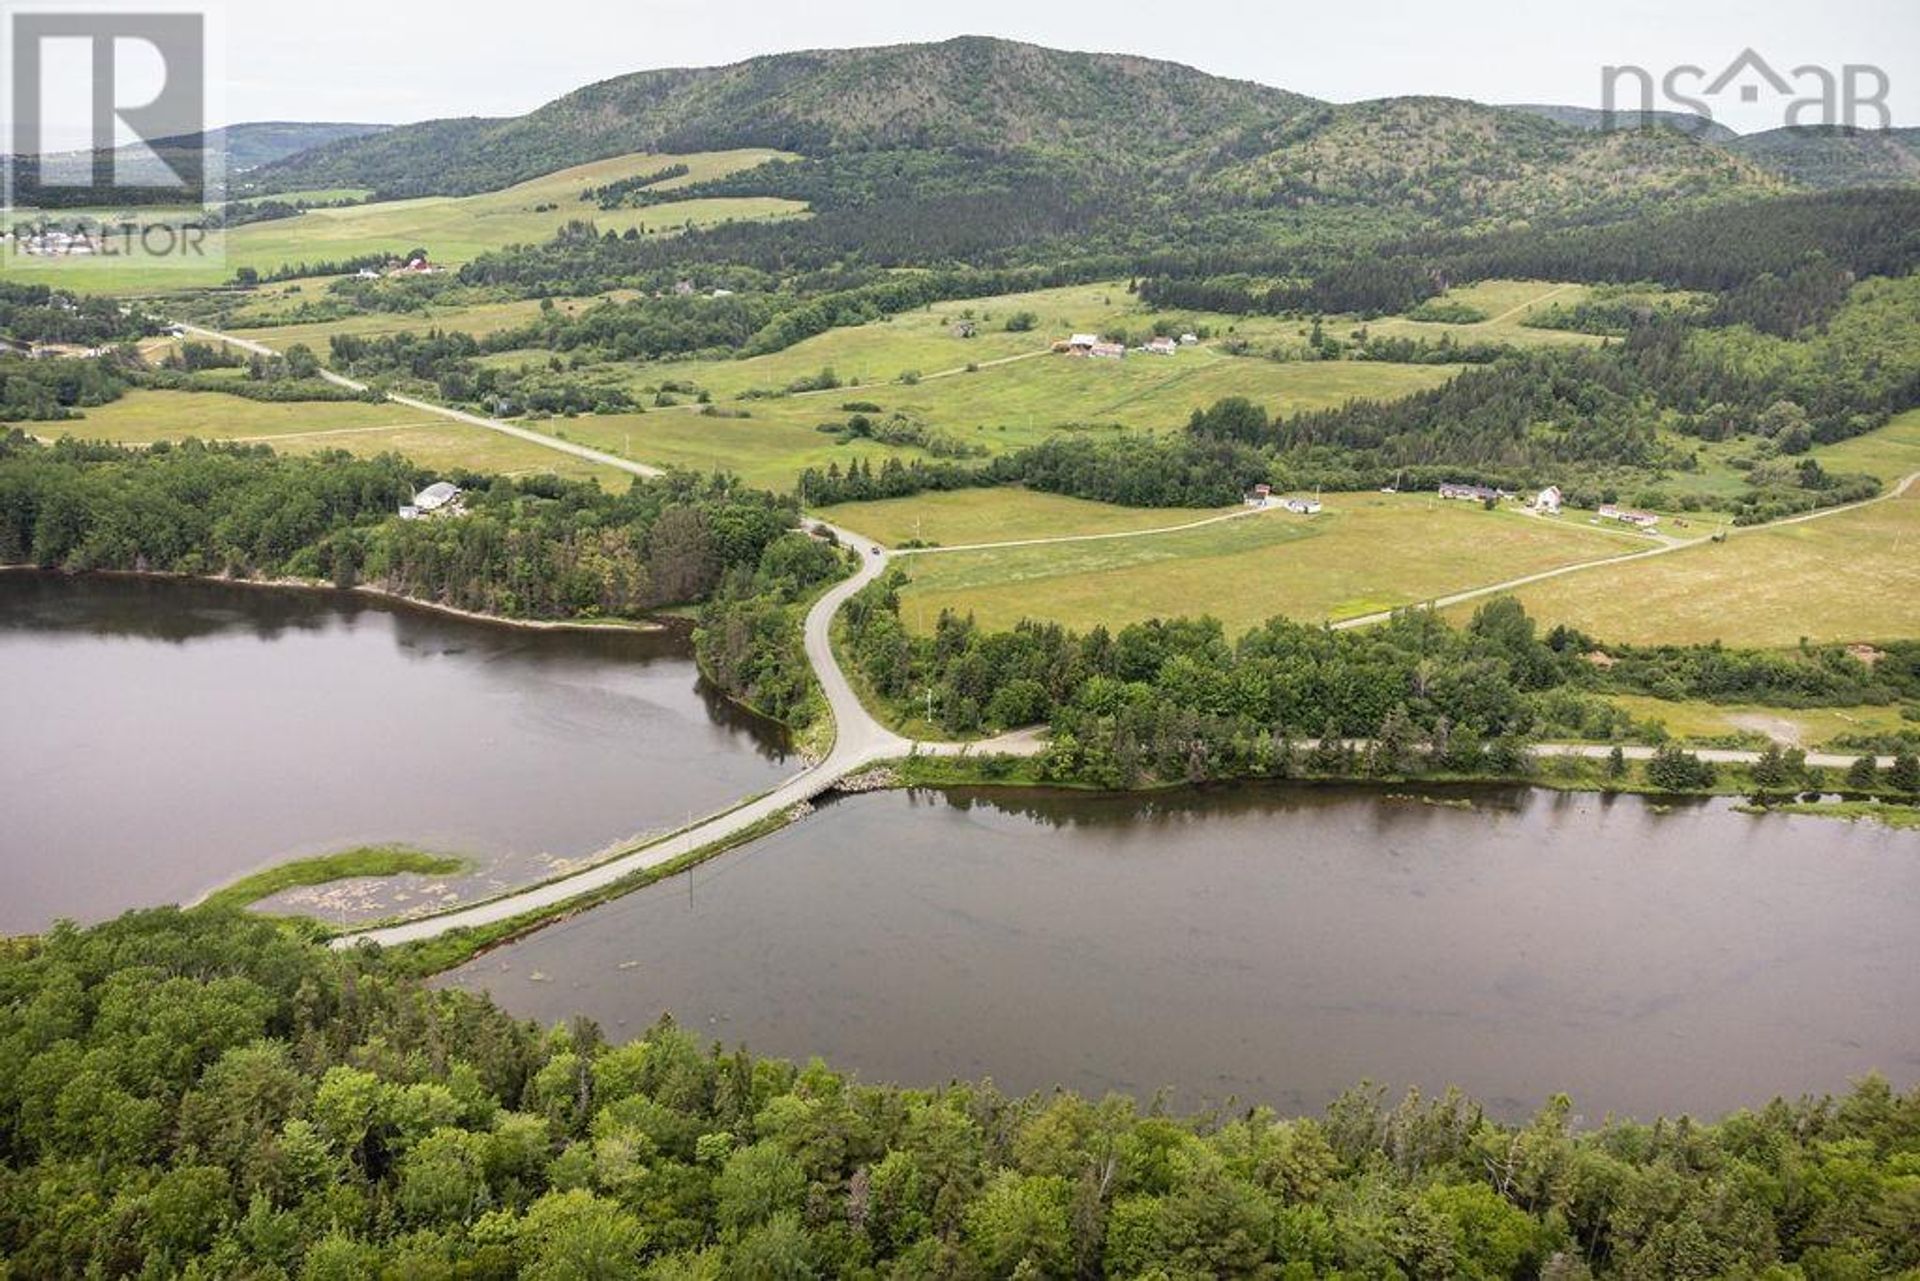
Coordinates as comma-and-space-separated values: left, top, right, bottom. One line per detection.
840, 572, 1920, 790
3, 894, 1917, 1277
0, 433, 818, 622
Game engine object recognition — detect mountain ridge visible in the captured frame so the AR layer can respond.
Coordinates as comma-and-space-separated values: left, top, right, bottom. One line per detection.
247, 36, 1899, 228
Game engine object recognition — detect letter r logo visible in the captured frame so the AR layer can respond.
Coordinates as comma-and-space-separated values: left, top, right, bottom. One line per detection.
9, 11, 206, 203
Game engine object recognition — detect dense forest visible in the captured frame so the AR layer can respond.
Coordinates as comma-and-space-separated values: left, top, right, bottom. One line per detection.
1138, 189, 1920, 319
3, 907, 1918, 1278
0, 434, 830, 621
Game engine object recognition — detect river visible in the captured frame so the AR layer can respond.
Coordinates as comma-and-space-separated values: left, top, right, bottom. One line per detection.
0, 572, 793, 932
442, 783, 1920, 1120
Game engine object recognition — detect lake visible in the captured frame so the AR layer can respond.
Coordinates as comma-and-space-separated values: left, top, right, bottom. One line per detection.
0, 572, 794, 932
444, 783, 1920, 1120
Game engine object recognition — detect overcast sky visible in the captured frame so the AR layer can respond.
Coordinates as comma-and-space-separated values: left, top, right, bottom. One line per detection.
204, 0, 1915, 133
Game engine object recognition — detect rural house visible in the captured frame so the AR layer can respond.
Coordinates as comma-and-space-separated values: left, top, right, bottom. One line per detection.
1535, 485, 1564, 514
1597, 504, 1660, 528
1145, 336, 1178, 355
1439, 482, 1504, 503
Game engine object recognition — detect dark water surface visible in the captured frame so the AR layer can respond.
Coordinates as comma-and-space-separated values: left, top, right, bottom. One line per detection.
445, 784, 1920, 1120
0, 573, 793, 931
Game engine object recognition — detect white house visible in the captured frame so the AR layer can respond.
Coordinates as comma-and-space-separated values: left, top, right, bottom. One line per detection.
1536, 485, 1564, 514
1145, 336, 1178, 356
1067, 333, 1101, 354
1178, 333, 1199, 346
1282, 497, 1323, 515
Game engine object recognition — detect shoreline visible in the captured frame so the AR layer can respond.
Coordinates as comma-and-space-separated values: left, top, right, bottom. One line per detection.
0, 563, 670, 635
329, 770, 1920, 976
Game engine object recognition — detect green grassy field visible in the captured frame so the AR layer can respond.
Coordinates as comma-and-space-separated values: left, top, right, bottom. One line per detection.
1483, 484, 1920, 646
515, 409, 920, 492
7, 149, 801, 293
45, 390, 632, 486
1806, 408, 1920, 483
1464, 412, 1920, 646
889, 492, 1637, 637
221, 295, 606, 352
52, 390, 444, 441
822, 487, 1232, 544
602, 282, 1155, 397
547, 327, 1462, 490
601, 280, 1464, 422
1328, 280, 1616, 350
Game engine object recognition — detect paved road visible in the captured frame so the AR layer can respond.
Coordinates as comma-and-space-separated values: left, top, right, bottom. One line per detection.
341, 539, 903, 949
171, 323, 1909, 947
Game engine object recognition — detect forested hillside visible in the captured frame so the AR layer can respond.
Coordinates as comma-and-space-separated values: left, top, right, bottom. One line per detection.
255, 37, 1312, 199
2, 907, 1917, 1278
254, 36, 1787, 233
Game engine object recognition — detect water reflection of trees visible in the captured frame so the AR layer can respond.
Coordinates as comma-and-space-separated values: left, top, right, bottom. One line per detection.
3, 572, 792, 758
0, 572, 342, 644
917, 780, 1550, 835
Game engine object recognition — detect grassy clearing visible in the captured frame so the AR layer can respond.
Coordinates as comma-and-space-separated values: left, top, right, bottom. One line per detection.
198, 846, 467, 915
48, 390, 632, 485
223, 297, 578, 351
567, 344, 1459, 490
1481, 485, 1920, 647
876, 350, 1460, 448
1806, 407, 1920, 483
1648, 408, 1920, 518
53, 390, 444, 441
607, 281, 1160, 398
522, 409, 921, 492
1604, 695, 1913, 749
892, 492, 1636, 637
269, 422, 634, 486
822, 487, 1231, 545
1338, 280, 1612, 350
604, 279, 1461, 428
10, 149, 801, 292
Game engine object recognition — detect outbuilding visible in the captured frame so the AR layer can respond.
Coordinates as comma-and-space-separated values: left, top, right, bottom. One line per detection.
413, 481, 464, 515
